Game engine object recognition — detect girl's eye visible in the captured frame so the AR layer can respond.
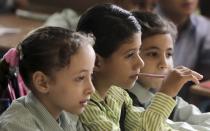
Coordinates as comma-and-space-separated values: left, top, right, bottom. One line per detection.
126, 52, 135, 58
126, 50, 140, 58
147, 52, 158, 57
166, 52, 173, 58
75, 76, 85, 82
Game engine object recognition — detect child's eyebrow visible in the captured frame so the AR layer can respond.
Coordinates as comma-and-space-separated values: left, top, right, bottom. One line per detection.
123, 48, 138, 54
143, 46, 159, 51
143, 47, 174, 52
75, 69, 89, 74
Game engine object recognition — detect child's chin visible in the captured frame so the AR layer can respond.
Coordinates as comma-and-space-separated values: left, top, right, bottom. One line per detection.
66, 108, 85, 115
78, 108, 85, 114
121, 82, 135, 90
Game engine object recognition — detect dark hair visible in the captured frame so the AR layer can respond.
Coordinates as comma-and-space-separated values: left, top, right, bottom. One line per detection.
77, 3, 141, 58
132, 11, 177, 42
0, 26, 94, 90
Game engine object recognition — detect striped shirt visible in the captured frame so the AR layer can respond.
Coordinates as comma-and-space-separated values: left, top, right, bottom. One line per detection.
79, 86, 177, 131
0, 92, 86, 131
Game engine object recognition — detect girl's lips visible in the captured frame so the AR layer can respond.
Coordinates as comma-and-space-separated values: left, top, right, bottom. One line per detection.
130, 74, 139, 80
80, 99, 90, 106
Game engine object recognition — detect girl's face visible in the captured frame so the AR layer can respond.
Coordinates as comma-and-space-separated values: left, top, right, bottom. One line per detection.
138, 34, 174, 90
98, 32, 144, 89
45, 44, 95, 115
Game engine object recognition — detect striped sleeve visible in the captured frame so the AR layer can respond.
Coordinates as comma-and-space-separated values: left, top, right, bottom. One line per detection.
80, 87, 177, 131
125, 92, 176, 131
79, 102, 120, 131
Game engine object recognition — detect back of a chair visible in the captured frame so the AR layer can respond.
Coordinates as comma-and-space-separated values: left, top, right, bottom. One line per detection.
0, 98, 10, 115
0, 70, 27, 114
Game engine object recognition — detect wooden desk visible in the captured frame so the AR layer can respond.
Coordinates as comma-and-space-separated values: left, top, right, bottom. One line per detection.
189, 82, 210, 107
191, 85, 210, 98
190, 80, 210, 98
0, 14, 43, 48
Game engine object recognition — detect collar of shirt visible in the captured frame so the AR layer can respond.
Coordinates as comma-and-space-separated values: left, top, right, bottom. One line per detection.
129, 83, 154, 104
23, 92, 78, 130
91, 89, 104, 103
91, 86, 121, 103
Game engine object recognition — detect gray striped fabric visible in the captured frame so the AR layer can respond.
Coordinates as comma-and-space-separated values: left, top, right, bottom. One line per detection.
0, 92, 86, 131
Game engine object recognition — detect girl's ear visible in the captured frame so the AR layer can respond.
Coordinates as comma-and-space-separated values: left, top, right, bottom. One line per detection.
32, 71, 50, 94
94, 54, 104, 72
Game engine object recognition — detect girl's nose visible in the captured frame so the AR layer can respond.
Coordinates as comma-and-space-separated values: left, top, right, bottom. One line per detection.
133, 54, 145, 73
86, 80, 95, 94
137, 54, 144, 69
158, 56, 168, 69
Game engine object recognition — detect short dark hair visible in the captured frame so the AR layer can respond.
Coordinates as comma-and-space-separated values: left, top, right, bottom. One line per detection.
132, 11, 177, 42
77, 3, 141, 58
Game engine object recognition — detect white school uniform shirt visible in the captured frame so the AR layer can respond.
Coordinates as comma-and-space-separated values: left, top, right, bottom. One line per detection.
129, 83, 210, 131
44, 8, 80, 30
0, 92, 87, 131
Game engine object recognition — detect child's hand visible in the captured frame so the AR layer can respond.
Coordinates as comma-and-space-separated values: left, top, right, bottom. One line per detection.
159, 66, 203, 97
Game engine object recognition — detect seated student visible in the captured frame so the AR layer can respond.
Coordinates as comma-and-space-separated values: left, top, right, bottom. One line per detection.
76, 3, 203, 131
44, 0, 155, 30
157, 0, 210, 103
128, 11, 210, 131
0, 26, 95, 131
44, 8, 80, 30
44, 0, 106, 30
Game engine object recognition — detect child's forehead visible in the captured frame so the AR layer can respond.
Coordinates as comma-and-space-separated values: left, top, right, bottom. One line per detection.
54, 48, 94, 78
142, 33, 174, 46
114, 42, 141, 56
68, 44, 95, 67
116, 33, 141, 48
121, 32, 142, 44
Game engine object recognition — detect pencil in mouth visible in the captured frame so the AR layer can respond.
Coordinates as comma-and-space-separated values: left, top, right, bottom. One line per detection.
139, 73, 166, 78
